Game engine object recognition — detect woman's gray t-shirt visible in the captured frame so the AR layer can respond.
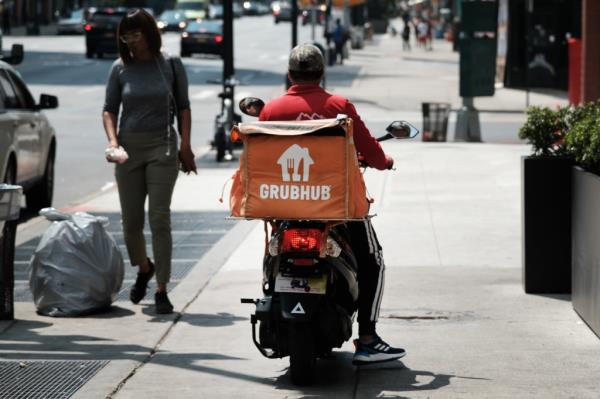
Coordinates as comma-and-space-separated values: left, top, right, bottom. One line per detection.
103, 54, 190, 134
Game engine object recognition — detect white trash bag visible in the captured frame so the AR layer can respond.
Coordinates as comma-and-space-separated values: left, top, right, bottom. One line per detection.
29, 208, 125, 317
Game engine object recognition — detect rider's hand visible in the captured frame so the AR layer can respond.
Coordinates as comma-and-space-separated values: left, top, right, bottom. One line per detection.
178, 145, 198, 175
385, 155, 394, 170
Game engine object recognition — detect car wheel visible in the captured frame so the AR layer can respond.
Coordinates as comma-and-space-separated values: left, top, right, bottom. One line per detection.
26, 147, 54, 213
97, 52, 103, 59
3, 158, 16, 185
85, 48, 94, 58
181, 51, 190, 58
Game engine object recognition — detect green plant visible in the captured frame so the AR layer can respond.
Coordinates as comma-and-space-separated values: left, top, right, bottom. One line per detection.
519, 106, 569, 157
565, 101, 600, 174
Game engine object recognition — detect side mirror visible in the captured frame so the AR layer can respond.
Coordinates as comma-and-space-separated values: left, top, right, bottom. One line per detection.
3, 44, 24, 65
38, 94, 59, 110
385, 121, 419, 139
238, 97, 264, 117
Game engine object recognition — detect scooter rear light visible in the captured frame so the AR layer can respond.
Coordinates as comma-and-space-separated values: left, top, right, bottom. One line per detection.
215, 35, 223, 44
281, 228, 322, 253
84, 24, 93, 31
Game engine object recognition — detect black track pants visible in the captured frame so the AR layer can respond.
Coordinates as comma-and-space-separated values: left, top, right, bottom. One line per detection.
347, 219, 385, 336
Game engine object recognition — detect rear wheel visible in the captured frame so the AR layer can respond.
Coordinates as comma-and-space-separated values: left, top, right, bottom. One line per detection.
3, 158, 16, 185
26, 147, 54, 213
289, 323, 316, 385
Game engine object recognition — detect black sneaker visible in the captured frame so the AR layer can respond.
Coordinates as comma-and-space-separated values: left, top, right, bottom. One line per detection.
352, 336, 406, 365
155, 291, 174, 314
129, 259, 155, 304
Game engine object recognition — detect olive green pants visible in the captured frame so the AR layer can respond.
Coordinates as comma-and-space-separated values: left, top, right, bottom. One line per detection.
115, 130, 178, 284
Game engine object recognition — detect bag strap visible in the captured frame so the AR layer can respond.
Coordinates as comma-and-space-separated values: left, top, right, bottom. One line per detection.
168, 56, 178, 117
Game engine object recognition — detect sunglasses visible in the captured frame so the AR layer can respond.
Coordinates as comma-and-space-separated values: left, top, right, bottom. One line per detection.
119, 31, 143, 44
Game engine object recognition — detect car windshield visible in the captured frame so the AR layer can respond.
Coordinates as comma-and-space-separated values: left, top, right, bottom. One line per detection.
91, 12, 126, 23
68, 9, 84, 19
186, 20, 222, 33
160, 10, 184, 21
176, 2, 206, 11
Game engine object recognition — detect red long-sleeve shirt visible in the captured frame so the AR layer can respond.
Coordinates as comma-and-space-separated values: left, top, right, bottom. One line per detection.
258, 84, 388, 170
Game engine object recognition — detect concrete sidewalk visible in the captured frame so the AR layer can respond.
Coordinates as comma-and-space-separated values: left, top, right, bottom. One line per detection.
1, 31, 599, 399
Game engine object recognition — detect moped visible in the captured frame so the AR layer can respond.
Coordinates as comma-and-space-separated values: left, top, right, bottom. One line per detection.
237, 97, 419, 385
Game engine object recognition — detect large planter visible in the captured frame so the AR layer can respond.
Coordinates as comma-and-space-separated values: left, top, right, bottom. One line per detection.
572, 166, 600, 338
522, 156, 572, 293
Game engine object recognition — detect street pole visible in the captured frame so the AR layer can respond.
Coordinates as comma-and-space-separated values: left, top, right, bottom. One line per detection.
525, 0, 533, 108
455, 97, 481, 142
286, 0, 299, 89
223, 0, 234, 83
292, 0, 298, 48
311, 3, 316, 41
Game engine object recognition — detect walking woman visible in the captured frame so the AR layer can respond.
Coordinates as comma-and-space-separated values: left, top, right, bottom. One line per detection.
102, 8, 196, 314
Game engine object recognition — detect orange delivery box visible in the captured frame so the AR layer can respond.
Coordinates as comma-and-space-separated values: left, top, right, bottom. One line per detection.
229, 116, 369, 220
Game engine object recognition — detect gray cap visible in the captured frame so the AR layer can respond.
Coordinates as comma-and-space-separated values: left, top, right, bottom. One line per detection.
288, 43, 324, 73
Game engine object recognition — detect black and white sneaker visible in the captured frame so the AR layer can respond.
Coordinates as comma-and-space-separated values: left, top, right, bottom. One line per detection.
352, 336, 406, 365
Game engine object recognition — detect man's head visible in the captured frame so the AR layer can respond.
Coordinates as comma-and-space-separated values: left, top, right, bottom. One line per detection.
288, 43, 324, 84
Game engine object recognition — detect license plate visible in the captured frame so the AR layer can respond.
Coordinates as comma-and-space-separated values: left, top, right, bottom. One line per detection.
275, 274, 326, 295
104, 32, 115, 38
196, 37, 208, 43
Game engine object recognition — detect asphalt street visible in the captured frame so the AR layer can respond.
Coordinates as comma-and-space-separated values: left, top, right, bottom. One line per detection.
4, 15, 326, 211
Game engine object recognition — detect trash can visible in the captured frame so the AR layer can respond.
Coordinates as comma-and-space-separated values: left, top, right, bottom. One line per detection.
421, 102, 451, 142
0, 184, 22, 321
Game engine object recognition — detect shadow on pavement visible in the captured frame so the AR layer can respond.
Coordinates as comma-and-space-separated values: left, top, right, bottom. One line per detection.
356, 364, 489, 397
180, 312, 248, 327
0, 319, 153, 361
81, 306, 136, 318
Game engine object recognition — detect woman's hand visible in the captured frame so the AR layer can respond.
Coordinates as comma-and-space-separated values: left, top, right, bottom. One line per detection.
105, 142, 119, 163
178, 144, 197, 175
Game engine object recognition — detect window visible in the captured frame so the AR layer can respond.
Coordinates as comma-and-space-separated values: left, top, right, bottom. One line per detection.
0, 70, 20, 109
6, 70, 35, 109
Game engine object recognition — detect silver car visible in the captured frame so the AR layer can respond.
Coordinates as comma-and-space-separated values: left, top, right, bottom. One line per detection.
57, 9, 85, 35
0, 57, 58, 213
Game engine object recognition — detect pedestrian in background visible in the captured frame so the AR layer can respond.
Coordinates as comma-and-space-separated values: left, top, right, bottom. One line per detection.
331, 18, 348, 65
417, 18, 428, 49
102, 8, 196, 314
426, 18, 434, 51
402, 22, 411, 51
1, 0, 12, 35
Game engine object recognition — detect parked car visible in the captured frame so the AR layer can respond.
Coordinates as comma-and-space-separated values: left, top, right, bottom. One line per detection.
57, 9, 86, 35
156, 10, 188, 32
233, 2, 243, 18
273, 1, 293, 23
207, 2, 243, 19
175, 0, 208, 20
207, 4, 223, 19
180, 20, 223, 57
84, 7, 128, 58
242, 1, 266, 15
0, 54, 59, 212
301, 5, 326, 25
